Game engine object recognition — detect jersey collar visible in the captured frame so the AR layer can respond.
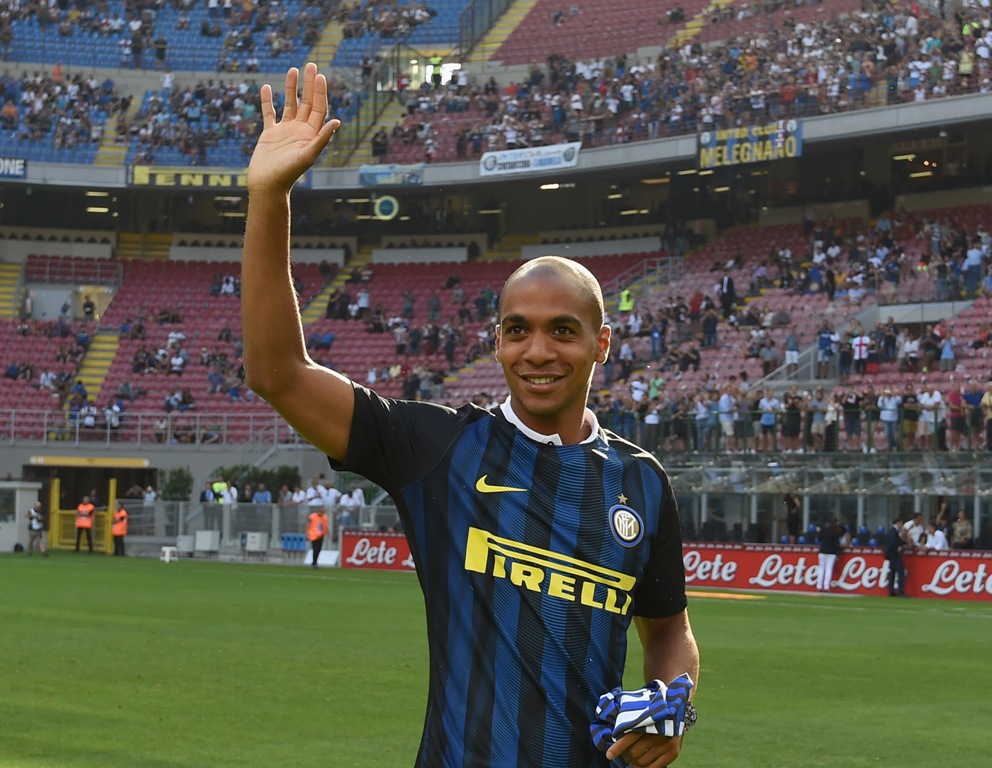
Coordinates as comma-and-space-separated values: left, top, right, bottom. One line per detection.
500, 397, 600, 446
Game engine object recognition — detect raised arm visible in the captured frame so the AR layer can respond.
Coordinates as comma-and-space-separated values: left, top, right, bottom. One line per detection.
242, 63, 354, 461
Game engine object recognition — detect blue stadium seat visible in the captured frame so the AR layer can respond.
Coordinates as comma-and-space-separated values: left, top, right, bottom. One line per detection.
281, 532, 307, 559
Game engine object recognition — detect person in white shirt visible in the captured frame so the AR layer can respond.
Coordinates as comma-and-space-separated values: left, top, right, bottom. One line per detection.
339, 484, 365, 529
903, 513, 925, 548
758, 389, 782, 453
917, 380, 942, 451
305, 478, 327, 506
629, 375, 648, 406
717, 388, 737, 453
924, 522, 949, 551
877, 387, 902, 451
39, 369, 57, 391
82, 401, 98, 428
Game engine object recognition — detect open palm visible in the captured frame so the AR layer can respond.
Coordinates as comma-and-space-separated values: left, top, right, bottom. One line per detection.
247, 63, 341, 193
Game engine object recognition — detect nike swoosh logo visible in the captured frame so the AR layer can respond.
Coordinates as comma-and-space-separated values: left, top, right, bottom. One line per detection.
475, 475, 527, 494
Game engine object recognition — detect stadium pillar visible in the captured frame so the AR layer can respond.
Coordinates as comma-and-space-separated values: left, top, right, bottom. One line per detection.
974, 496, 982, 542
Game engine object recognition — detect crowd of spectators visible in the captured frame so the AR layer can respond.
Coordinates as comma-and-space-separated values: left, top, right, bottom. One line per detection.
1, 0, 339, 72
202, 0, 331, 73
376, 0, 992, 163
593, 369, 992, 456
120, 300, 250, 413
339, 0, 437, 40
0, 66, 118, 149
4, 316, 95, 405
124, 78, 263, 165
123, 73, 356, 165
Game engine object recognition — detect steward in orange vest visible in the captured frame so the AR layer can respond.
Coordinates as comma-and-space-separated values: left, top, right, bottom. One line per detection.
112, 503, 128, 557
306, 509, 329, 569
75, 496, 96, 553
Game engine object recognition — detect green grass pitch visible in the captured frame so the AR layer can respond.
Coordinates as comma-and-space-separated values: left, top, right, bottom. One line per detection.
2, 553, 990, 767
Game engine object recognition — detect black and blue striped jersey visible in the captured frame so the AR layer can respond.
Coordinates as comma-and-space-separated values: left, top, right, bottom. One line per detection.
332, 384, 687, 768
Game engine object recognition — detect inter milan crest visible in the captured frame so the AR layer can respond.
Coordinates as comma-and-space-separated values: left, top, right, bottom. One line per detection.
608, 494, 644, 548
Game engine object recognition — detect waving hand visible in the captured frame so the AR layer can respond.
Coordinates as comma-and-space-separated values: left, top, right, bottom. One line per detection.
247, 62, 341, 193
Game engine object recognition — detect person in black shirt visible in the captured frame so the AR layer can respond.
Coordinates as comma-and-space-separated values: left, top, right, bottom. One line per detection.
784, 492, 801, 544
884, 517, 908, 596
842, 388, 863, 452
816, 518, 841, 592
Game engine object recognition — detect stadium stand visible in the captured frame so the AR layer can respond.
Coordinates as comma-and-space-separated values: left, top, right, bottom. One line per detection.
4, 200, 992, 451
1, 0, 331, 73
332, 0, 466, 67
122, 75, 360, 168
1, 0, 991, 457
0, 68, 118, 164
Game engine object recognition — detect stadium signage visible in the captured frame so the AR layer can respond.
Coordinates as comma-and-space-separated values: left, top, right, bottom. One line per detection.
341, 530, 415, 571
479, 142, 581, 177
464, 527, 634, 615
684, 543, 992, 602
358, 162, 424, 186
0, 156, 27, 178
130, 165, 248, 188
128, 166, 314, 189
697, 120, 802, 170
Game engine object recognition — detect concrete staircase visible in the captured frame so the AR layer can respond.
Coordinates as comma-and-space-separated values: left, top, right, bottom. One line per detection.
668, 0, 737, 49
300, 247, 374, 325
467, 0, 541, 63
308, 21, 345, 70
93, 99, 141, 168
343, 99, 408, 168
0, 262, 23, 320
485, 233, 536, 261
75, 331, 120, 401
116, 232, 173, 261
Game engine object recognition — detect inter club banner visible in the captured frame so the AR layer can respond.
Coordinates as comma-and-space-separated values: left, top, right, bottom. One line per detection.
479, 142, 581, 177
340, 530, 415, 571
697, 119, 802, 169
684, 543, 992, 602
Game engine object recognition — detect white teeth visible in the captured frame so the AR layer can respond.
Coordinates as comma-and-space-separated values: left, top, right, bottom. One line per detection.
528, 376, 558, 384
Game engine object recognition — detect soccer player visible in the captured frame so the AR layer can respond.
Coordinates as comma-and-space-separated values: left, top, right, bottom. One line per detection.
242, 63, 699, 768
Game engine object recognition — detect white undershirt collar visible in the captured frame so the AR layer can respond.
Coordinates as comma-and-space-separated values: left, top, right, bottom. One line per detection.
500, 397, 600, 446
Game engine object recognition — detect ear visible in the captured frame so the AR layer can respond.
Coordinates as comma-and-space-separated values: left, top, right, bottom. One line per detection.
596, 324, 611, 364
493, 324, 502, 362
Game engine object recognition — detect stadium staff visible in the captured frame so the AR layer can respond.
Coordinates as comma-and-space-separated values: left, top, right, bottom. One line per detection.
242, 63, 699, 768
112, 501, 128, 557
75, 495, 96, 553
306, 505, 329, 570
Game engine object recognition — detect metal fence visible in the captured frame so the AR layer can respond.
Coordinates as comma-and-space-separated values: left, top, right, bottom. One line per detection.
117, 498, 399, 555
0, 408, 297, 447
